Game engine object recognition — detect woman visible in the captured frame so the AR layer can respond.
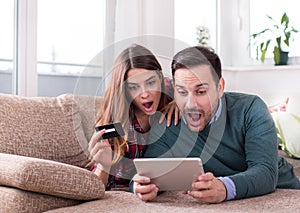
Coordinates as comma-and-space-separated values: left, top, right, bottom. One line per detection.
87, 44, 177, 191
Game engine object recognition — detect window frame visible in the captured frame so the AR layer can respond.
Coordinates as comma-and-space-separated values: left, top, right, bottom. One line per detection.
13, 0, 113, 97
6, 0, 300, 96
15, 0, 38, 96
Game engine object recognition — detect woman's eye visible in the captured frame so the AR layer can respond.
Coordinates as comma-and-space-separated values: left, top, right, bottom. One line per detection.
177, 90, 187, 95
147, 80, 156, 86
128, 85, 139, 91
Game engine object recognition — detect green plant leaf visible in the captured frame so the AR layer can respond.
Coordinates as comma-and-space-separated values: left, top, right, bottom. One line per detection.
250, 29, 271, 38
275, 37, 281, 50
281, 12, 289, 28
284, 32, 291, 46
259, 40, 271, 62
291, 114, 300, 123
274, 46, 280, 64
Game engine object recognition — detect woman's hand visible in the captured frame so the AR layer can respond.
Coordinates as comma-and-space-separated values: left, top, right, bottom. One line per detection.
159, 100, 181, 126
88, 129, 112, 170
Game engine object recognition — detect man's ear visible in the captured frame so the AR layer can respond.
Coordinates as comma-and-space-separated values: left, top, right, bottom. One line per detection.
218, 77, 225, 98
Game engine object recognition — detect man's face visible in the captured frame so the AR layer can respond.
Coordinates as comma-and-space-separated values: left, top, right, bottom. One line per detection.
174, 65, 224, 132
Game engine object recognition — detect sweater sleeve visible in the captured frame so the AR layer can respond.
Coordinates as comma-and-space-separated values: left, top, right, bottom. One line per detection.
228, 96, 278, 199
144, 118, 175, 158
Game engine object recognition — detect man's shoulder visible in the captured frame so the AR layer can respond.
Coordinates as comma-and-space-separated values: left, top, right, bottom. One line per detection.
224, 91, 261, 100
223, 92, 266, 107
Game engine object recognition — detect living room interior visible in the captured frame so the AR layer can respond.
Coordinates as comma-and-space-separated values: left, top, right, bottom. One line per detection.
0, 0, 300, 212
1, 0, 300, 102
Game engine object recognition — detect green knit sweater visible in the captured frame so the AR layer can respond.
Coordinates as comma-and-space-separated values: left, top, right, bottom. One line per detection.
145, 92, 300, 199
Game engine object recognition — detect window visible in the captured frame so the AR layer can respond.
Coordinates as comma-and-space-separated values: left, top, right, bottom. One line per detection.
0, 0, 106, 97
0, 0, 14, 94
37, 0, 105, 96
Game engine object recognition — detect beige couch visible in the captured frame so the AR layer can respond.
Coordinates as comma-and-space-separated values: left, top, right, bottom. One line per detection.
0, 93, 300, 213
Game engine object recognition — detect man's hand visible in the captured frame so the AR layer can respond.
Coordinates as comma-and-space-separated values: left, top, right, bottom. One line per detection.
185, 172, 227, 203
133, 174, 159, 201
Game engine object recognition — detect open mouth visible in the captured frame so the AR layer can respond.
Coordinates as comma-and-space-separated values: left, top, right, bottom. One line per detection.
185, 111, 203, 127
142, 101, 154, 112
187, 113, 202, 122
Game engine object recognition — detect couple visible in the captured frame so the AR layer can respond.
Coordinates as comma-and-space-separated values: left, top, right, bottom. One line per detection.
87, 44, 300, 203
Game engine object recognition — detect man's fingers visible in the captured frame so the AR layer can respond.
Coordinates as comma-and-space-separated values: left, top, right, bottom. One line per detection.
136, 184, 159, 201
133, 174, 150, 184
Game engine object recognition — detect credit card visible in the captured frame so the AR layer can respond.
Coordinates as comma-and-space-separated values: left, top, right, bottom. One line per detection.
95, 122, 125, 139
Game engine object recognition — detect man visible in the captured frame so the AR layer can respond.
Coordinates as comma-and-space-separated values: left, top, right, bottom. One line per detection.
133, 46, 300, 203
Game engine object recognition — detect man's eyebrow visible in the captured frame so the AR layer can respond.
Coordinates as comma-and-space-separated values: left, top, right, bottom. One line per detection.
195, 83, 209, 87
175, 83, 209, 88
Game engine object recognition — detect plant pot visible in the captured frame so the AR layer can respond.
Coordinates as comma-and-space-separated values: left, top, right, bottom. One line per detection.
275, 51, 289, 66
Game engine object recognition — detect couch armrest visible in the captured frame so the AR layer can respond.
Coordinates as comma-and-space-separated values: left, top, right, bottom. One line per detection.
0, 153, 105, 200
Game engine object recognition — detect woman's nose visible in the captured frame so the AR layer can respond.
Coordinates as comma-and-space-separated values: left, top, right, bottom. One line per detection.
140, 86, 149, 98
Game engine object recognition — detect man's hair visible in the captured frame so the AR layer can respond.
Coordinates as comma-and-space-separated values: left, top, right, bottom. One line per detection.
171, 46, 222, 83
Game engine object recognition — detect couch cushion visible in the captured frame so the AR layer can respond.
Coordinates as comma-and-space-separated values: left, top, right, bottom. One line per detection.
0, 186, 81, 213
73, 95, 103, 142
0, 153, 105, 200
0, 93, 88, 167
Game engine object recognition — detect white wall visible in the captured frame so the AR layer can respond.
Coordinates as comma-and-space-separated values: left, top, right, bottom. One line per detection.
223, 65, 300, 114
111, 0, 175, 78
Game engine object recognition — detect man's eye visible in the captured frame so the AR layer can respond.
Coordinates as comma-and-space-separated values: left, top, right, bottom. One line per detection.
197, 90, 207, 95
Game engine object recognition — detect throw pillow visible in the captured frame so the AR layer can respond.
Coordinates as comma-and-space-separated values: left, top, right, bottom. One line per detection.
0, 186, 81, 213
0, 93, 89, 167
269, 97, 300, 158
0, 153, 105, 200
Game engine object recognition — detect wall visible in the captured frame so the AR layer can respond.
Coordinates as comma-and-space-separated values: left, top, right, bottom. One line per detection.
223, 65, 300, 114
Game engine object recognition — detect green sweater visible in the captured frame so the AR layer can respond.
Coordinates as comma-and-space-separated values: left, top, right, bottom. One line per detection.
145, 92, 300, 199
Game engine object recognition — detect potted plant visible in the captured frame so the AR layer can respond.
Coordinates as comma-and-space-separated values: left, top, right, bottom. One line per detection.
196, 26, 210, 46
250, 12, 299, 65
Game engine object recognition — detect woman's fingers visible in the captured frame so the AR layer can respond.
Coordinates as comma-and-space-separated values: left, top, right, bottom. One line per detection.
88, 129, 106, 152
159, 101, 181, 126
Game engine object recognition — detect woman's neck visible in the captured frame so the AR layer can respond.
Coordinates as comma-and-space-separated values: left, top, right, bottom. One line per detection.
134, 109, 150, 132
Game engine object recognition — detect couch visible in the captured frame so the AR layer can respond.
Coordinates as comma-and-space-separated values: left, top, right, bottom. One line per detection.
0, 93, 299, 213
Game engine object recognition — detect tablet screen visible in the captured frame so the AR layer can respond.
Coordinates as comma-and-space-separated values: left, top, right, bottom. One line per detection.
133, 158, 203, 191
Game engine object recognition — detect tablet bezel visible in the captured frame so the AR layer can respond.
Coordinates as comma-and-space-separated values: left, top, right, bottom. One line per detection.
133, 157, 204, 191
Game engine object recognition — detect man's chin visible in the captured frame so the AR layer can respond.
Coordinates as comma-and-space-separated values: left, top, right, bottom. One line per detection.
187, 124, 204, 132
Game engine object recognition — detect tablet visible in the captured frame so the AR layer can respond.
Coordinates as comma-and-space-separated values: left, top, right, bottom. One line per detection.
133, 157, 204, 191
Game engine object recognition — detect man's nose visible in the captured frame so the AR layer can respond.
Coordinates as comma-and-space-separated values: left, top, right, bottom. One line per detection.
186, 94, 197, 108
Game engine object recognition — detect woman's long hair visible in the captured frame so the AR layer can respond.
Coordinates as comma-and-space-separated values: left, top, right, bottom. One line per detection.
96, 44, 170, 163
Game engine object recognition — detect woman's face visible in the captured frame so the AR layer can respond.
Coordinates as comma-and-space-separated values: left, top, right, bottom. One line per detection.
126, 68, 162, 116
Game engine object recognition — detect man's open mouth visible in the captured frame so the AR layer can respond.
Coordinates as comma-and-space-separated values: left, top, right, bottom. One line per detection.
187, 113, 202, 122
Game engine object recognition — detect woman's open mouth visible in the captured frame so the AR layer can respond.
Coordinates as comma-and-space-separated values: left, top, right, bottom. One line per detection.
142, 101, 154, 112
